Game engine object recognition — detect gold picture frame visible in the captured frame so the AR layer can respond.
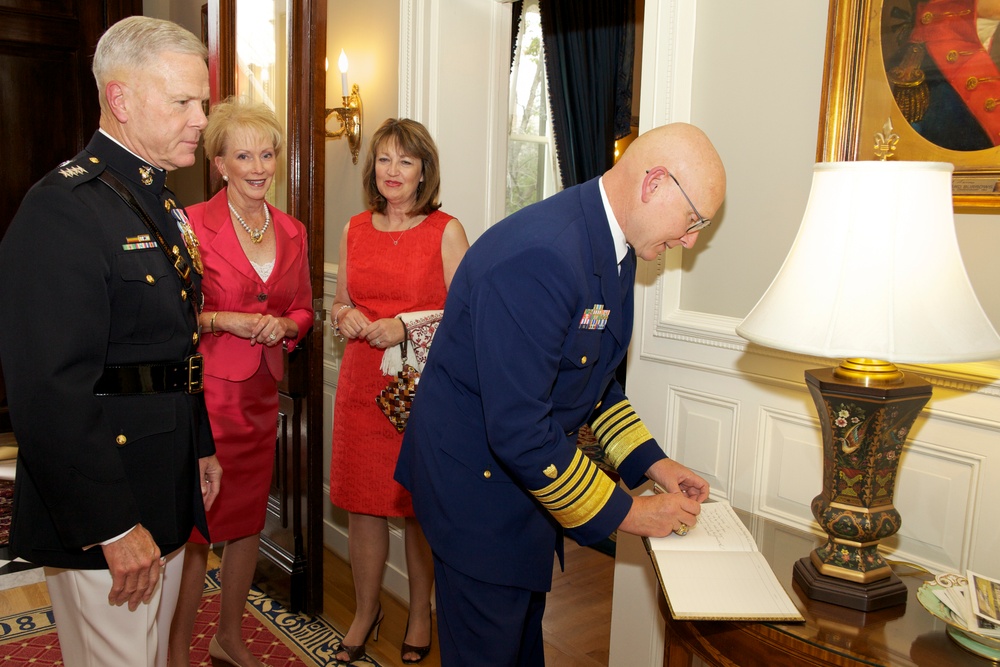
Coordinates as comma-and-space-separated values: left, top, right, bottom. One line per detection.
819, 0, 1000, 206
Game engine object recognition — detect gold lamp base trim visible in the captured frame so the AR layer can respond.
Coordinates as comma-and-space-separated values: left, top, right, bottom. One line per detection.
833, 358, 904, 385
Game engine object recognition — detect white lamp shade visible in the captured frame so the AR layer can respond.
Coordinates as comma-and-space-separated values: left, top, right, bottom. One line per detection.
736, 161, 1000, 364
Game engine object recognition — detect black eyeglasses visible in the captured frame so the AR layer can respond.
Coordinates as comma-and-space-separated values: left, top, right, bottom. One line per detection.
667, 172, 711, 234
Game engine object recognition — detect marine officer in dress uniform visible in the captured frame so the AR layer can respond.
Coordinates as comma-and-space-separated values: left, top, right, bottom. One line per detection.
0, 16, 221, 667
394, 123, 726, 666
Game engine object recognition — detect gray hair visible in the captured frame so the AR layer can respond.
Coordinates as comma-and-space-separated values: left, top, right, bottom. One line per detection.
93, 16, 206, 94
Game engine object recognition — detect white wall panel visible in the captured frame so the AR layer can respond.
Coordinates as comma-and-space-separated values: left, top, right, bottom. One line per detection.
891, 438, 980, 573
668, 387, 737, 500
758, 407, 822, 526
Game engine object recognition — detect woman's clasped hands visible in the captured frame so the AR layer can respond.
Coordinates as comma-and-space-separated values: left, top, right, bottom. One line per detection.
337, 307, 404, 350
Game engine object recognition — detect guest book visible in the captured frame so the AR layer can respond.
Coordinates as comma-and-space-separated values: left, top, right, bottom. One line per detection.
645, 501, 804, 622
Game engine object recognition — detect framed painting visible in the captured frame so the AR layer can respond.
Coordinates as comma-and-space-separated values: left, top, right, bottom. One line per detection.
819, 0, 1000, 206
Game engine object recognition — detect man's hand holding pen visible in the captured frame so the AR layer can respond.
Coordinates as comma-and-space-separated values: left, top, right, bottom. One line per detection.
618, 458, 710, 538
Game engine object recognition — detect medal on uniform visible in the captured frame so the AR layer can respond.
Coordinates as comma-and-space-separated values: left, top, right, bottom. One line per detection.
163, 198, 204, 274
580, 304, 610, 330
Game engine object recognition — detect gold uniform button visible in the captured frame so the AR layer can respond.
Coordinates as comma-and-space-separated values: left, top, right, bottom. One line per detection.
116, 434, 127, 446
580, 355, 587, 364
145, 274, 155, 284
181, 289, 188, 301
192, 332, 200, 345
483, 470, 492, 479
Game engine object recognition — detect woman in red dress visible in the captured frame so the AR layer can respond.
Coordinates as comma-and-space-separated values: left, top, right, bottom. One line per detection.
329, 119, 468, 664
167, 98, 313, 667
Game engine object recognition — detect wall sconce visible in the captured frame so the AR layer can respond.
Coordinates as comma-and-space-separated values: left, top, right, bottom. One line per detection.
325, 49, 362, 164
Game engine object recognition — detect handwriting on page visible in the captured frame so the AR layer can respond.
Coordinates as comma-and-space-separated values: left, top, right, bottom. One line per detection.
695, 503, 757, 551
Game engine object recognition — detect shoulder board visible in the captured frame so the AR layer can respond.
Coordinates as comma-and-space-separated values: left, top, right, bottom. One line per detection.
45, 154, 106, 188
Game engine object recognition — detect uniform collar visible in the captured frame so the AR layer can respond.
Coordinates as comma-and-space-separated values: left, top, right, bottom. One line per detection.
598, 176, 629, 265
94, 129, 167, 194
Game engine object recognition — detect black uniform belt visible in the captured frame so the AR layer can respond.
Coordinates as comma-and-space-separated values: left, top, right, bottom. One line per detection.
94, 355, 204, 395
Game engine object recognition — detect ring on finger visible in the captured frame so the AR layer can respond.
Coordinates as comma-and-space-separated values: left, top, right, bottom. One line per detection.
268, 333, 277, 340
674, 522, 689, 536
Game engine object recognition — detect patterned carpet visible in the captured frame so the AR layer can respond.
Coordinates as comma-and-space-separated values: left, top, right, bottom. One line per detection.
0, 567, 384, 666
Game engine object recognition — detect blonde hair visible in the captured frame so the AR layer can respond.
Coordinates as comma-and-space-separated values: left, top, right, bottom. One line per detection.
93, 16, 206, 111
203, 97, 284, 163
362, 118, 442, 215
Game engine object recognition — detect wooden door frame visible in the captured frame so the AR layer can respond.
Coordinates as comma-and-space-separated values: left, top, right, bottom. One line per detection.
205, 0, 327, 613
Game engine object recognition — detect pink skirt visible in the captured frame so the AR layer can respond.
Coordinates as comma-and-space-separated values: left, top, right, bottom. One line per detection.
190, 360, 278, 544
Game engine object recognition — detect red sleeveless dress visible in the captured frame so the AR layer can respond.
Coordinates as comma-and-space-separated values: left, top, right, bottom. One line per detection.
330, 210, 451, 516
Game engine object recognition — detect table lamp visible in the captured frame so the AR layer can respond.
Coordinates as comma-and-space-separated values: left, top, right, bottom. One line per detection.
736, 161, 1000, 611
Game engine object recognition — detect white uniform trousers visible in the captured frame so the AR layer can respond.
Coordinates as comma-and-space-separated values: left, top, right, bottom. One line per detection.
44, 546, 185, 667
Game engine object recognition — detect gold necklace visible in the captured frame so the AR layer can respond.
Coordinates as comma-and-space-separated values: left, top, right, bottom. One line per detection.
228, 200, 271, 244
385, 218, 419, 246
387, 227, 408, 245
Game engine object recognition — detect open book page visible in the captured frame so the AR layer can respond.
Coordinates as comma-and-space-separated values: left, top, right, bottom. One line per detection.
647, 501, 756, 553
646, 501, 804, 622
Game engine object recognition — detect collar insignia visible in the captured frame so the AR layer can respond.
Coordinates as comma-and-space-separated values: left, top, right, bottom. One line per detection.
139, 165, 154, 186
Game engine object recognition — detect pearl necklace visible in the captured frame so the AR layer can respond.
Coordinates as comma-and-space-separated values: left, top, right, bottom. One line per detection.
228, 200, 271, 244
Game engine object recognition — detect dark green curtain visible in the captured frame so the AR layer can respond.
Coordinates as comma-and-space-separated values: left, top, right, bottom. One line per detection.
538, 0, 635, 187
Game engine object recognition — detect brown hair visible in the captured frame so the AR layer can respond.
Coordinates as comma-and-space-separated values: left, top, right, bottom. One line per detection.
362, 118, 442, 215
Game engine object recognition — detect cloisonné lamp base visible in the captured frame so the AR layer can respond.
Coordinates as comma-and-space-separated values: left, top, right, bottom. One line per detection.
798, 364, 932, 612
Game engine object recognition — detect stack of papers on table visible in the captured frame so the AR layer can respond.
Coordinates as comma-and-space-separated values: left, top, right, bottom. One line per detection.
933, 570, 1000, 638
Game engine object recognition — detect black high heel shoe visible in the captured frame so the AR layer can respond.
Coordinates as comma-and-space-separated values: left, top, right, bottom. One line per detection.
400, 614, 432, 664
333, 605, 383, 665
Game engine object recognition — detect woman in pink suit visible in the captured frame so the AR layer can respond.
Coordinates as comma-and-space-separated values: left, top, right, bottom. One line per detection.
168, 98, 313, 667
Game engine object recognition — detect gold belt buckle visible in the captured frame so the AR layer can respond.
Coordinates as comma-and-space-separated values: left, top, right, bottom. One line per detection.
186, 354, 204, 394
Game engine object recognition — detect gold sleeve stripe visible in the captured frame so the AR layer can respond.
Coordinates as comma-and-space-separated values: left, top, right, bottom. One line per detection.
590, 400, 653, 468
531, 449, 616, 528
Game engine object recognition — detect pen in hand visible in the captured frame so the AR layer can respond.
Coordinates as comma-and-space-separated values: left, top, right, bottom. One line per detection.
652, 483, 690, 536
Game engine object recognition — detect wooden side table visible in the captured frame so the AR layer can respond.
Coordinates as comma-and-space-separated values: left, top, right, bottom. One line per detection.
652, 511, 987, 666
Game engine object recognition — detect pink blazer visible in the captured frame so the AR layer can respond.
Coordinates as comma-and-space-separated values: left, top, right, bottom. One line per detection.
187, 189, 313, 382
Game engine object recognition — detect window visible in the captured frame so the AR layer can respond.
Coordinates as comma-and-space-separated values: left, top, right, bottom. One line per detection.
506, 0, 560, 216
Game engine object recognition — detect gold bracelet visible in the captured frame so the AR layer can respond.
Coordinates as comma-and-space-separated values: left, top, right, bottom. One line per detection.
210, 311, 222, 337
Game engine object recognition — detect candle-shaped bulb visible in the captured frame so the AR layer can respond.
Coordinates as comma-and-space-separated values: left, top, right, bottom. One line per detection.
338, 49, 349, 97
